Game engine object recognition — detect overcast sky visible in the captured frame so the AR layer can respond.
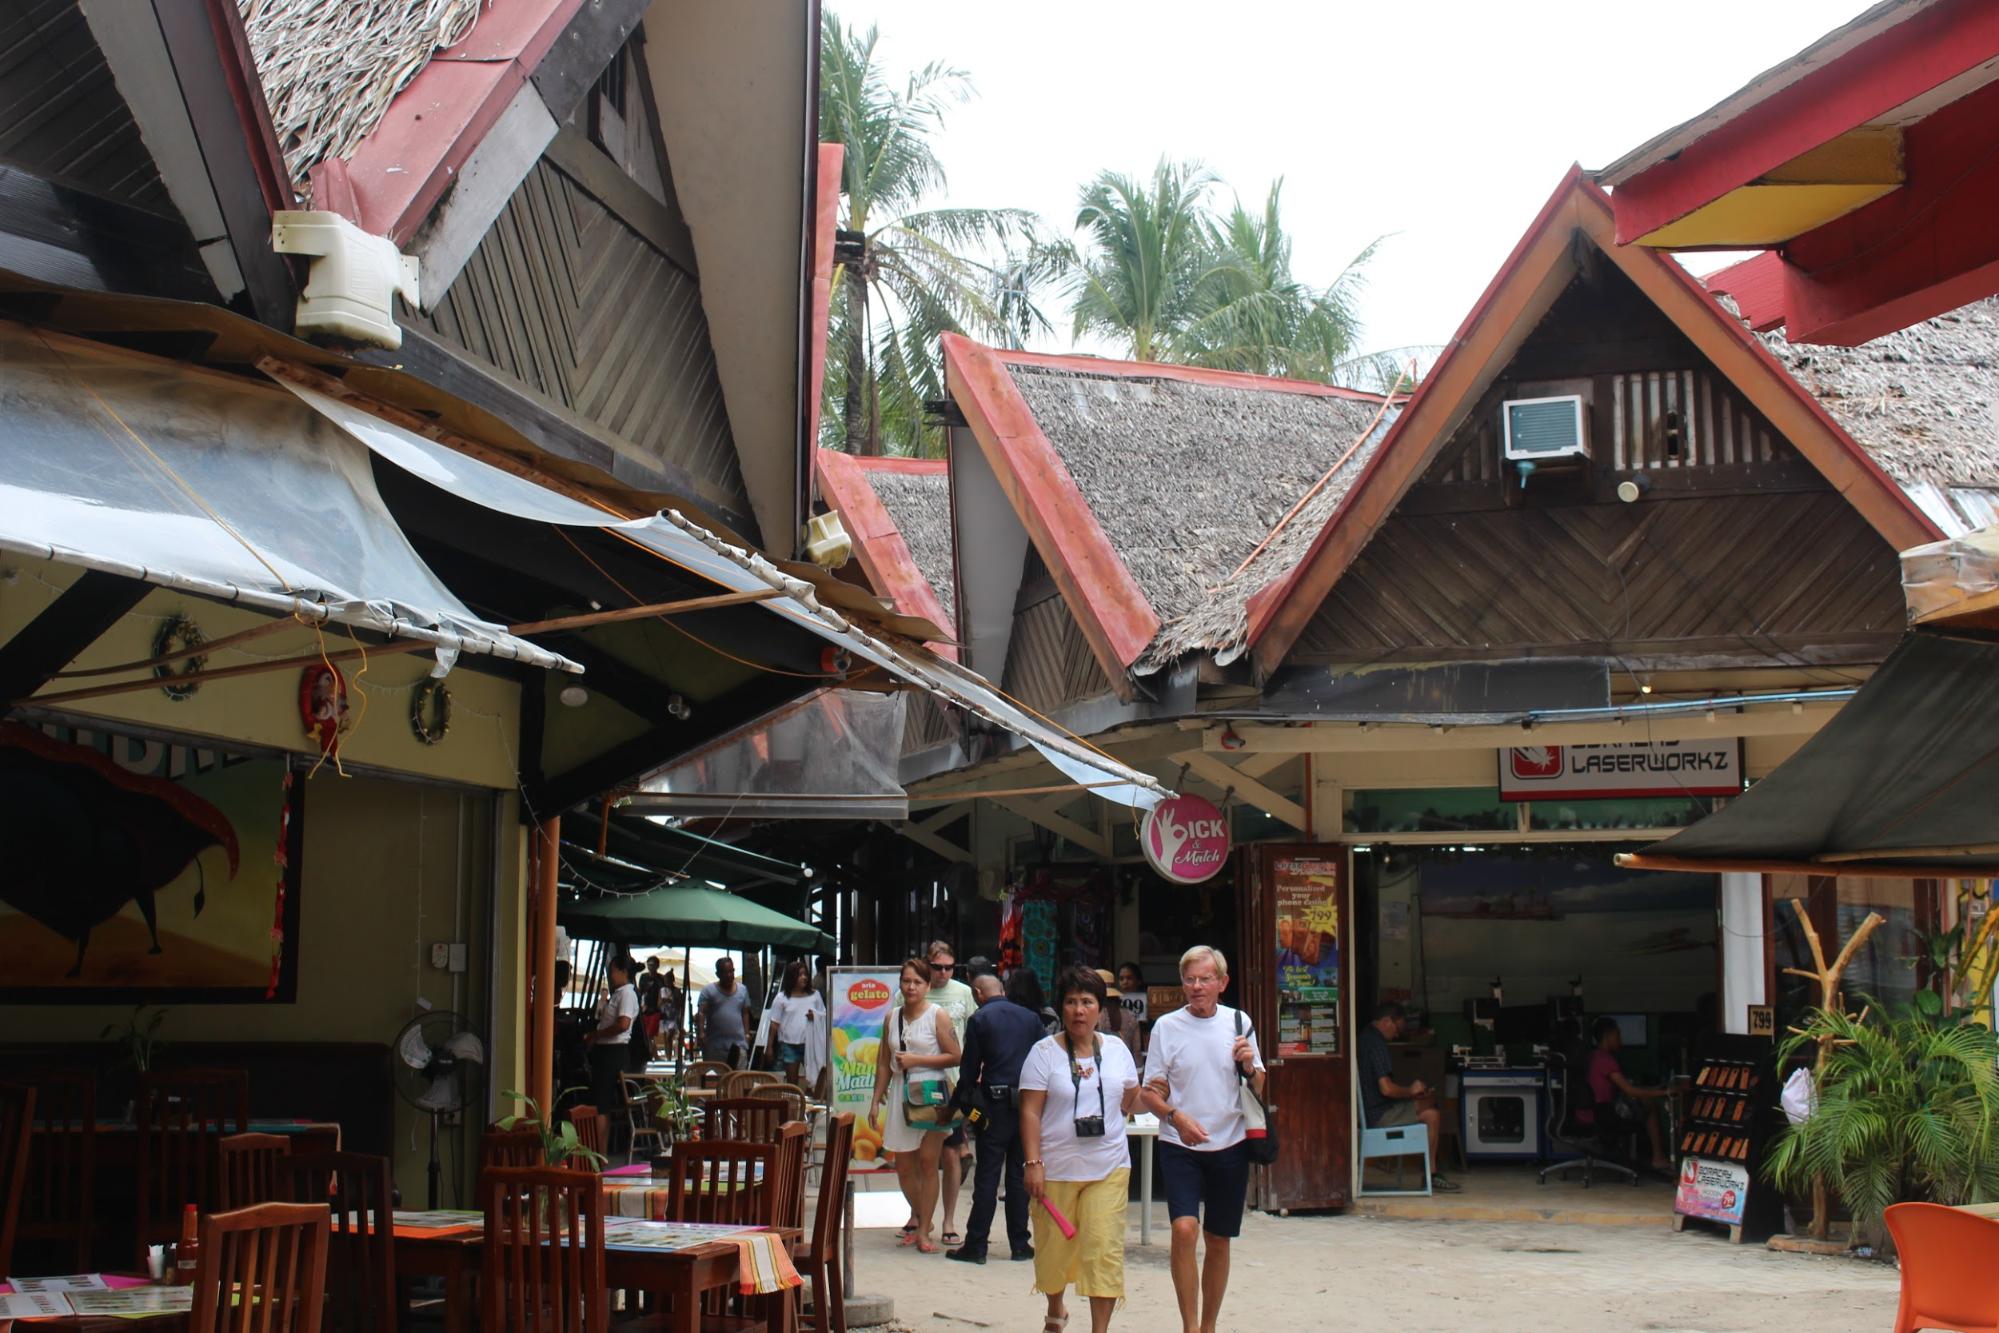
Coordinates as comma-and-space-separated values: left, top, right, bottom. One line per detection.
830, 0, 1875, 364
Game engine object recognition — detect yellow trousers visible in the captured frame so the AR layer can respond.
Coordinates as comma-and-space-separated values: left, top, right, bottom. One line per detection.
1032, 1167, 1129, 1301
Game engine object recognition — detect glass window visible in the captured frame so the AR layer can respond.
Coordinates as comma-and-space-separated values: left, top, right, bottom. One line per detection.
1345, 787, 1513, 834
1527, 796, 1714, 831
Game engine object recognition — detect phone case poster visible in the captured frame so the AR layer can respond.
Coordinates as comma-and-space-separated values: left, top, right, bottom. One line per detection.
1675, 1155, 1749, 1226
827, 967, 900, 1172
1274, 858, 1340, 998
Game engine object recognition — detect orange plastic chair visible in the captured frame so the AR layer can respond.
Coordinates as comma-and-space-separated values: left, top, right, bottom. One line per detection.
1884, 1202, 1999, 1333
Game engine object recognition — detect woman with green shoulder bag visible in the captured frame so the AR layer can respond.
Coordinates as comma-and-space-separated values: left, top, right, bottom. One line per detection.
869, 956, 963, 1253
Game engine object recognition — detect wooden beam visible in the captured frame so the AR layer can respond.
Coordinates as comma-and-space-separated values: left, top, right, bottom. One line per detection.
1172, 750, 1307, 830
894, 801, 973, 865
992, 795, 1110, 857
509, 589, 780, 635
0, 571, 152, 713
1208, 701, 1843, 755
1617, 852, 1983, 879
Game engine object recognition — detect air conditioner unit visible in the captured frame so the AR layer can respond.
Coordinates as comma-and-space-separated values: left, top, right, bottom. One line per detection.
1501, 394, 1588, 463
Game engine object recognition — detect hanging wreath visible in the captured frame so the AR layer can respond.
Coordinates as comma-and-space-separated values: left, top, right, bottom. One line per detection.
410, 677, 451, 745
152, 614, 207, 701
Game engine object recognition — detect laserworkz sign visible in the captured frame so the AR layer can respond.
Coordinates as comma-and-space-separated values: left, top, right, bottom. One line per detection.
1498, 740, 1742, 801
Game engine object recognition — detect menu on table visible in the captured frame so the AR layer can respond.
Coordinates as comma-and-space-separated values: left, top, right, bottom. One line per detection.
65, 1286, 194, 1315
390, 1210, 483, 1229
602, 1220, 758, 1251
1272, 855, 1342, 1056
0, 1292, 76, 1317
7, 1275, 107, 1293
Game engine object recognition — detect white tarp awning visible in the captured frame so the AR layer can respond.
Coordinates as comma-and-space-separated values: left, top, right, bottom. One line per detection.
285, 378, 1168, 809
0, 324, 574, 671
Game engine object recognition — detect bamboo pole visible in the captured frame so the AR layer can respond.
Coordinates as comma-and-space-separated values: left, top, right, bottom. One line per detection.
530, 817, 562, 1115
1784, 898, 1885, 1240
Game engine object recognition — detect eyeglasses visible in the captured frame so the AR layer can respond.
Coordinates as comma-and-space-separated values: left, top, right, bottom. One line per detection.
932, 962, 955, 972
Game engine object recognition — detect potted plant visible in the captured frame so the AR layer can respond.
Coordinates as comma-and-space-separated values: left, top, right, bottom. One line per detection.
102, 1005, 169, 1072
498, 1089, 608, 1171
1764, 932, 1999, 1254
647, 1077, 701, 1154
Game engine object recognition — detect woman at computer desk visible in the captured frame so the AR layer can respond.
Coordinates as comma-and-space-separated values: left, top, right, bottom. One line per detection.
1577, 1015, 1671, 1170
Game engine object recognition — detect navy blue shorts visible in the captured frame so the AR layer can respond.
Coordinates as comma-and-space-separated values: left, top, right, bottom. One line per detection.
1158, 1140, 1251, 1239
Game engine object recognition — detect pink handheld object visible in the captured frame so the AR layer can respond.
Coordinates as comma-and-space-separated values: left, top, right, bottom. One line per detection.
1039, 1196, 1077, 1240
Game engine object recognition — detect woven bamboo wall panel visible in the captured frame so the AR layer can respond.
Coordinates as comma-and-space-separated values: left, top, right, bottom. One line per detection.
417, 158, 746, 511
1295, 491, 1903, 662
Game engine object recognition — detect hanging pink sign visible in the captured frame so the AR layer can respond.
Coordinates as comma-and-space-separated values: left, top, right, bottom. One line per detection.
1142, 794, 1231, 884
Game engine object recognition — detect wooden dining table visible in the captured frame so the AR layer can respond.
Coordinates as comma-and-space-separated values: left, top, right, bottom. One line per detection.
390, 1214, 800, 1333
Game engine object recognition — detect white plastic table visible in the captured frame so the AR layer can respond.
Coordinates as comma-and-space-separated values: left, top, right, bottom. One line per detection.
1127, 1113, 1159, 1246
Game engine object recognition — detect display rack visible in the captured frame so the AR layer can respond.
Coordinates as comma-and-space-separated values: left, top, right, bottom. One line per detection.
1670, 1033, 1784, 1243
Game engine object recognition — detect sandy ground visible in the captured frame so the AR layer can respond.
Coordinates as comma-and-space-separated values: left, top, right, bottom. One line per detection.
847, 1207, 1901, 1333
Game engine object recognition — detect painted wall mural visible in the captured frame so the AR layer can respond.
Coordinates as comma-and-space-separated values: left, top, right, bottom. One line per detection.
0, 721, 303, 1002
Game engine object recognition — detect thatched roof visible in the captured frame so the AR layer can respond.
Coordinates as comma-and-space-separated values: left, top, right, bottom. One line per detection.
864, 464, 955, 630
238, 0, 481, 185
1003, 362, 1391, 671
1757, 299, 1999, 507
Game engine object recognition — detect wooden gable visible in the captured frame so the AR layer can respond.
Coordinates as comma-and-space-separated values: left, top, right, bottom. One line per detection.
1290, 262, 1906, 671
412, 32, 749, 530
1002, 544, 1118, 717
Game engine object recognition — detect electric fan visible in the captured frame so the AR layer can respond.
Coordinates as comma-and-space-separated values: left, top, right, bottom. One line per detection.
390, 1009, 485, 1209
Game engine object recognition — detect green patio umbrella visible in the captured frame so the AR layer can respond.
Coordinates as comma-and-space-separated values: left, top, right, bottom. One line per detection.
559, 885, 826, 952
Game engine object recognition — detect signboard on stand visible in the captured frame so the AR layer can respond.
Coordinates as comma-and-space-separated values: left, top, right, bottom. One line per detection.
826, 966, 900, 1172
1141, 793, 1230, 884
1675, 1156, 1749, 1226
1499, 740, 1742, 800
1271, 854, 1341, 1057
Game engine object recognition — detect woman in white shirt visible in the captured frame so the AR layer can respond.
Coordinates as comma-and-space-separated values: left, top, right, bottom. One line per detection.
868, 957, 962, 1254
1020, 966, 1141, 1333
765, 959, 826, 1088
583, 954, 640, 1120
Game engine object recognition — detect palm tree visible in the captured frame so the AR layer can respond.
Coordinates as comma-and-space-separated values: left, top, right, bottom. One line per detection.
1066, 160, 1219, 362
819, 14, 1046, 456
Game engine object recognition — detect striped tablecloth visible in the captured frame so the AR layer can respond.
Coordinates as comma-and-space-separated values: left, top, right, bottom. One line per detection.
601, 1169, 764, 1220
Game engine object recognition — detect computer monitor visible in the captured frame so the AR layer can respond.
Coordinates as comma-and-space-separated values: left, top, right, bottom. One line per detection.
1605, 1013, 1648, 1047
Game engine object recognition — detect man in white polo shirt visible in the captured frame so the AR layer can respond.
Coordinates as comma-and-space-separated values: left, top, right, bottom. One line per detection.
1138, 945, 1264, 1333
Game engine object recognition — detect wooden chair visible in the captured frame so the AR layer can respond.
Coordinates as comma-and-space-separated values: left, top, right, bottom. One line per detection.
17, 1070, 95, 1270
798, 1114, 854, 1333
287, 1151, 396, 1333
755, 1084, 808, 1125
617, 1074, 667, 1164
142, 1068, 251, 1131
220, 1132, 292, 1209
766, 1122, 809, 1232
481, 1125, 546, 1172
701, 1098, 789, 1144
137, 1070, 248, 1262
189, 1202, 331, 1333
1884, 1202, 1999, 1333
662, 1139, 779, 1227
682, 1061, 731, 1092
718, 1070, 778, 1100
567, 1106, 608, 1160
480, 1166, 606, 1333
0, 1082, 32, 1276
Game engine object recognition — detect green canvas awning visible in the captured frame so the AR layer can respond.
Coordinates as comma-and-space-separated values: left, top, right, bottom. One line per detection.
559, 885, 826, 951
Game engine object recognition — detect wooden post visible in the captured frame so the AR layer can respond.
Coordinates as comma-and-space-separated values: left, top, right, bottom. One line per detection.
530, 816, 562, 1114
1779, 898, 1884, 1239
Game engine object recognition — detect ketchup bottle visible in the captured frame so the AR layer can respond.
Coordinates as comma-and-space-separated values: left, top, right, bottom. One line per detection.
176, 1204, 200, 1285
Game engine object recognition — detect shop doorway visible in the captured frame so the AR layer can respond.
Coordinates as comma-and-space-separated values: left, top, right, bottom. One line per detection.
1351, 842, 1718, 1194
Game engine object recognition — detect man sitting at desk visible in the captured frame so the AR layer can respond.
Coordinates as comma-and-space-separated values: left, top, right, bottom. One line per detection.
1576, 1016, 1671, 1171
1358, 1001, 1459, 1192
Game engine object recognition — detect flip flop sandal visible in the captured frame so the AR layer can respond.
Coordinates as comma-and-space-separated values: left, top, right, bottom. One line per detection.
897, 1230, 919, 1247
1043, 1315, 1069, 1332
917, 1239, 940, 1254
942, 1231, 963, 1246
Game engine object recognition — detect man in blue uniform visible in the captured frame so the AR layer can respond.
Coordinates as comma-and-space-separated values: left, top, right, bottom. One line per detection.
947, 972, 1044, 1263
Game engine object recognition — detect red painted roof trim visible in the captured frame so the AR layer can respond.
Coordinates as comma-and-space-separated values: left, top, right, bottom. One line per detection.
1247, 168, 1943, 673
943, 333, 1158, 686
988, 345, 1393, 403
1703, 253, 1788, 332
805, 143, 842, 464
814, 448, 957, 659
309, 0, 584, 244
1609, 0, 1999, 244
